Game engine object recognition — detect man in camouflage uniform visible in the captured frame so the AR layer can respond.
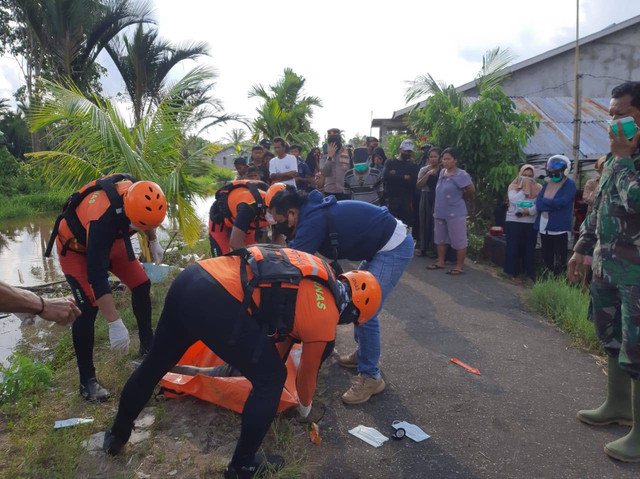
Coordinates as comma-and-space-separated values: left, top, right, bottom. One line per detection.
569, 81, 640, 463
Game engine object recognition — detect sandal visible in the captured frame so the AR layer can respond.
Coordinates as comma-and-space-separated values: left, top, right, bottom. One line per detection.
427, 264, 445, 270
446, 269, 464, 275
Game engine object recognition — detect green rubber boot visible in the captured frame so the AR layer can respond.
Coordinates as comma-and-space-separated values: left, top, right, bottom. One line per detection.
577, 357, 632, 426
605, 379, 640, 462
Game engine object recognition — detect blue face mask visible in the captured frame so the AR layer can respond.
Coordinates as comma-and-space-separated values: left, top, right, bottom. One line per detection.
354, 163, 368, 172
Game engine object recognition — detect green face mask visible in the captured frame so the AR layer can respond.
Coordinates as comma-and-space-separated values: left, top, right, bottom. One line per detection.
550, 176, 563, 183
354, 163, 368, 172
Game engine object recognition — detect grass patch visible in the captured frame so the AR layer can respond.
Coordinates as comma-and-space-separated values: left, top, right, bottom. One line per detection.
0, 191, 69, 220
528, 277, 602, 352
0, 277, 173, 478
0, 354, 52, 408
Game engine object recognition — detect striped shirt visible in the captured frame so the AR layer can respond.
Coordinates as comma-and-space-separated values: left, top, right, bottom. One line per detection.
343, 167, 383, 205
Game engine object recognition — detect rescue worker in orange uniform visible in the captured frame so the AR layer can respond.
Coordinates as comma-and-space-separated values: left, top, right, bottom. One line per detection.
103, 245, 381, 478
209, 181, 285, 256
46, 174, 167, 401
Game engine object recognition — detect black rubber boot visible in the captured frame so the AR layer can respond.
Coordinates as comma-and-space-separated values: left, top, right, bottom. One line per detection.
223, 453, 285, 479
79, 377, 110, 402
577, 357, 632, 426
103, 428, 129, 456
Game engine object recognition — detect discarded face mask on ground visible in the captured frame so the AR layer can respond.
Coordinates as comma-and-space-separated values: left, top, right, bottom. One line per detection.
348, 425, 389, 447
391, 420, 430, 442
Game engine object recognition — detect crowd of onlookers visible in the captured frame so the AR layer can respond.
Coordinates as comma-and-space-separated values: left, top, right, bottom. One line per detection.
231, 128, 589, 279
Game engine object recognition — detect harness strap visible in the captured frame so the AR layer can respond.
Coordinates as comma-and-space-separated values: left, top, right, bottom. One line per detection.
45, 214, 65, 258
322, 207, 343, 274
229, 252, 258, 346
95, 178, 135, 262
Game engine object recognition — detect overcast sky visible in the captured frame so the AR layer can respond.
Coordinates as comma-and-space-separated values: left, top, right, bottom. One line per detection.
1, 0, 640, 144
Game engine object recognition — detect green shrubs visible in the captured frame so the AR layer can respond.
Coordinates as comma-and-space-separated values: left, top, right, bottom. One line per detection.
0, 353, 53, 406
528, 277, 601, 351
0, 191, 69, 220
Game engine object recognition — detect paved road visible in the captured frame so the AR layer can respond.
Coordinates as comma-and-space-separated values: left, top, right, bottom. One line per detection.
306, 258, 640, 478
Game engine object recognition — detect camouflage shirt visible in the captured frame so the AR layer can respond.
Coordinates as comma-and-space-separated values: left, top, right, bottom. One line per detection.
574, 152, 640, 285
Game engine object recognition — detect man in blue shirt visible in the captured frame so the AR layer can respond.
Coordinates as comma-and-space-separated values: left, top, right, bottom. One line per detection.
268, 185, 413, 404
290, 144, 313, 192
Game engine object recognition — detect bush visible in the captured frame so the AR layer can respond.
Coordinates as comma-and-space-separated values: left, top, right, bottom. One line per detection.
0, 190, 69, 220
0, 353, 53, 406
528, 277, 601, 351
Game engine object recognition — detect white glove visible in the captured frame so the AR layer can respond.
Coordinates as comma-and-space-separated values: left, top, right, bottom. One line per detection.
149, 239, 163, 265
108, 318, 130, 355
298, 402, 312, 418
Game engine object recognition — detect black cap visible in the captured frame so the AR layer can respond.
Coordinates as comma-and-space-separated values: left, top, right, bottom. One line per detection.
260, 138, 271, 148
327, 128, 341, 135
353, 147, 368, 164
234, 157, 247, 166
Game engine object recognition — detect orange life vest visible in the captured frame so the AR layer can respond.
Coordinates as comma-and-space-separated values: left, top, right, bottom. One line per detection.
198, 244, 343, 360
209, 180, 270, 231
45, 173, 137, 260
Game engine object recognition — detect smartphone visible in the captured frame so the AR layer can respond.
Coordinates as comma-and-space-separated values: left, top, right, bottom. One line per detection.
610, 116, 639, 139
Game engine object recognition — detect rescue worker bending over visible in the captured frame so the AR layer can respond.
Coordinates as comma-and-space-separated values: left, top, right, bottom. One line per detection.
46, 174, 167, 401
268, 185, 414, 405
102, 244, 381, 478
209, 181, 285, 256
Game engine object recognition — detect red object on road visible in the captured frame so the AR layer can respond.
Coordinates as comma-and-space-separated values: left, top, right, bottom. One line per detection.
450, 358, 481, 375
489, 226, 504, 237
310, 422, 322, 445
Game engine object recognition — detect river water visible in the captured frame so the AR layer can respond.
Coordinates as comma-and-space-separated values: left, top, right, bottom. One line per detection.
0, 195, 214, 365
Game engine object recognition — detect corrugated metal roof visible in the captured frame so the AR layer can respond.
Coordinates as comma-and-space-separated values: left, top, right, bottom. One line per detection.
462, 96, 611, 158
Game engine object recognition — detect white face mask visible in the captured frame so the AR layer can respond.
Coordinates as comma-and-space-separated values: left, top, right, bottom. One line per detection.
265, 211, 277, 225
129, 223, 143, 232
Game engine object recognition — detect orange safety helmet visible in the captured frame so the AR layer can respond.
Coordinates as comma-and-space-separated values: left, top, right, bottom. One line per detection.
339, 270, 382, 326
265, 182, 287, 208
123, 181, 167, 230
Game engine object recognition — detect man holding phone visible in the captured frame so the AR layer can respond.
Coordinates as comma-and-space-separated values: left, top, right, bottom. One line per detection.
321, 128, 351, 200
569, 81, 640, 463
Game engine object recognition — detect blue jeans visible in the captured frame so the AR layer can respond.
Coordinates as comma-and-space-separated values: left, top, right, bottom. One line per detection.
354, 233, 414, 379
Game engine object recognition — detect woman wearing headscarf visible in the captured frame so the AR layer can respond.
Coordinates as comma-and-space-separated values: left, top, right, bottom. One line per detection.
582, 156, 606, 216
534, 155, 577, 277
504, 164, 542, 280
416, 147, 441, 257
371, 147, 387, 172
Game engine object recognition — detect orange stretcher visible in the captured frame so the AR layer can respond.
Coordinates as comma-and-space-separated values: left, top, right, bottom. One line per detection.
160, 341, 301, 414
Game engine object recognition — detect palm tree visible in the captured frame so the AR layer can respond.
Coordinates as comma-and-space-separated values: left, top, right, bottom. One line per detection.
225, 128, 249, 154
0, 98, 9, 117
405, 73, 467, 110
14, 0, 153, 92
28, 66, 217, 245
106, 22, 209, 125
404, 47, 516, 105
249, 68, 322, 151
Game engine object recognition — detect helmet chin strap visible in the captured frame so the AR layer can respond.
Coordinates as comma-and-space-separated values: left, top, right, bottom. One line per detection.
337, 280, 360, 325
129, 223, 143, 232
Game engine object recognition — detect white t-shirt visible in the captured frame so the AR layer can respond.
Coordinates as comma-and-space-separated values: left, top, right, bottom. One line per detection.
269, 154, 298, 188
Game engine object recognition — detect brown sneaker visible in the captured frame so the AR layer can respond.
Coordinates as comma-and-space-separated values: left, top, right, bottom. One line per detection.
338, 351, 358, 369
341, 374, 385, 405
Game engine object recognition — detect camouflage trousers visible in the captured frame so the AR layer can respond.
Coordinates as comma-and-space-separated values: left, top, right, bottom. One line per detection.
591, 279, 640, 379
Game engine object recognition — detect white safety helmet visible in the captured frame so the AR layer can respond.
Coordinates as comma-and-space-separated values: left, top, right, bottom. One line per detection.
545, 155, 571, 178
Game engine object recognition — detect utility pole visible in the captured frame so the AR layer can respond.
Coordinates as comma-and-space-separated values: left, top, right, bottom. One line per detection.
572, 0, 582, 183
369, 110, 373, 137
